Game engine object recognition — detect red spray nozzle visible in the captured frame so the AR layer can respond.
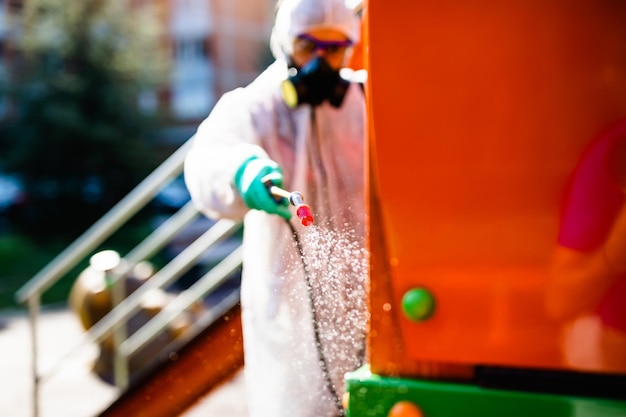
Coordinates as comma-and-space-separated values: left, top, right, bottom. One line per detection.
295, 203, 314, 226
289, 192, 314, 226
265, 180, 315, 227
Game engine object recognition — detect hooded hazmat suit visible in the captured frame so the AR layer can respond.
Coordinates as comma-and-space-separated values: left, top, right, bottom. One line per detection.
183, 1, 368, 416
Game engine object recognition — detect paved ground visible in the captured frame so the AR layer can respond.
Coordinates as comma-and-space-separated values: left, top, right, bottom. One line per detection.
0, 306, 247, 417
181, 373, 248, 417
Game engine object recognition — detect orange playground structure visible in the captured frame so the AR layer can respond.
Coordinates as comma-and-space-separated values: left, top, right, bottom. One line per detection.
345, 0, 626, 416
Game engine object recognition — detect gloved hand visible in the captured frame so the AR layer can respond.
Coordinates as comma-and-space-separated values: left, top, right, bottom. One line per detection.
234, 156, 292, 219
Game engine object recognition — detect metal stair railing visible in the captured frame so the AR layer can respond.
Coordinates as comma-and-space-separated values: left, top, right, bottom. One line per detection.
14, 136, 243, 417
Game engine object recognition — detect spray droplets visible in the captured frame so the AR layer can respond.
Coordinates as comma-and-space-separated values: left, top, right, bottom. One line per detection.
295, 223, 370, 392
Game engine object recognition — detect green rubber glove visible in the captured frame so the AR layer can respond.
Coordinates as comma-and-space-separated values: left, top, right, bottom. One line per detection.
234, 156, 292, 219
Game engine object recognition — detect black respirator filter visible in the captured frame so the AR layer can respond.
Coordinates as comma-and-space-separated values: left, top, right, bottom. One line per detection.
281, 56, 350, 108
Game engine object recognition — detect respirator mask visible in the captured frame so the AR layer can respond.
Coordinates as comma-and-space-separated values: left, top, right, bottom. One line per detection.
281, 56, 350, 108
280, 34, 352, 108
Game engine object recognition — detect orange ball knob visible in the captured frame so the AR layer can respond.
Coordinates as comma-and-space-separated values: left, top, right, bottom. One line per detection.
388, 401, 424, 417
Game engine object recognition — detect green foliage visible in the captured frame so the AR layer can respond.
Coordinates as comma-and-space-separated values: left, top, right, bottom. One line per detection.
0, 0, 170, 238
0, 233, 68, 309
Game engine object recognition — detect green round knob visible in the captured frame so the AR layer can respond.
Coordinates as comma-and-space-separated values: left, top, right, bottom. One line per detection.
401, 288, 436, 322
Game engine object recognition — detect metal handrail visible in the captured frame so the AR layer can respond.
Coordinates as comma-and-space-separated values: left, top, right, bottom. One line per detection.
59, 218, 242, 377
36, 201, 207, 382
120, 246, 243, 357
15, 137, 194, 304
14, 136, 245, 417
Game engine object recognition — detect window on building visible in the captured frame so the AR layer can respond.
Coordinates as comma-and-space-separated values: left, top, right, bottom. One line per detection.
169, 0, 214, 120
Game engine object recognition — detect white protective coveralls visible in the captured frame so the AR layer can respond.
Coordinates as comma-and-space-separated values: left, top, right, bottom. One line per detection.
184, 1, 368, 416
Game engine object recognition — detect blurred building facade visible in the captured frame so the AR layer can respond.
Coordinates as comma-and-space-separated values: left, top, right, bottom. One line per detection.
161, 0, 277, 145
164, 0, 276, 122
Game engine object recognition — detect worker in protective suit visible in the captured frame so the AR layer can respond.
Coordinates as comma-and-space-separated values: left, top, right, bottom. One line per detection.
183, 0, 367, 416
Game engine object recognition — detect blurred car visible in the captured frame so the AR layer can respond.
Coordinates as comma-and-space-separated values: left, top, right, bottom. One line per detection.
0, 174, 26, 214
152, 175, 191, 213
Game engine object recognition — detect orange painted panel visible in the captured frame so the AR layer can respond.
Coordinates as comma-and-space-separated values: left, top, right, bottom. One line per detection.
366, 0, 626, 374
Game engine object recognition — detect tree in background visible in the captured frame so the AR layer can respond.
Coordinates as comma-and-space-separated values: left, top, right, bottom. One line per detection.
0, 0, 170, 238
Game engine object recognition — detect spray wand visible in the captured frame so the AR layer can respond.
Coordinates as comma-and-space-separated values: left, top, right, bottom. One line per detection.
263, 176, 314, 226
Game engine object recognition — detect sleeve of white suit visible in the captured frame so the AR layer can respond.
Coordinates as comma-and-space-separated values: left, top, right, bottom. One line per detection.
183, 87, 270, 220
